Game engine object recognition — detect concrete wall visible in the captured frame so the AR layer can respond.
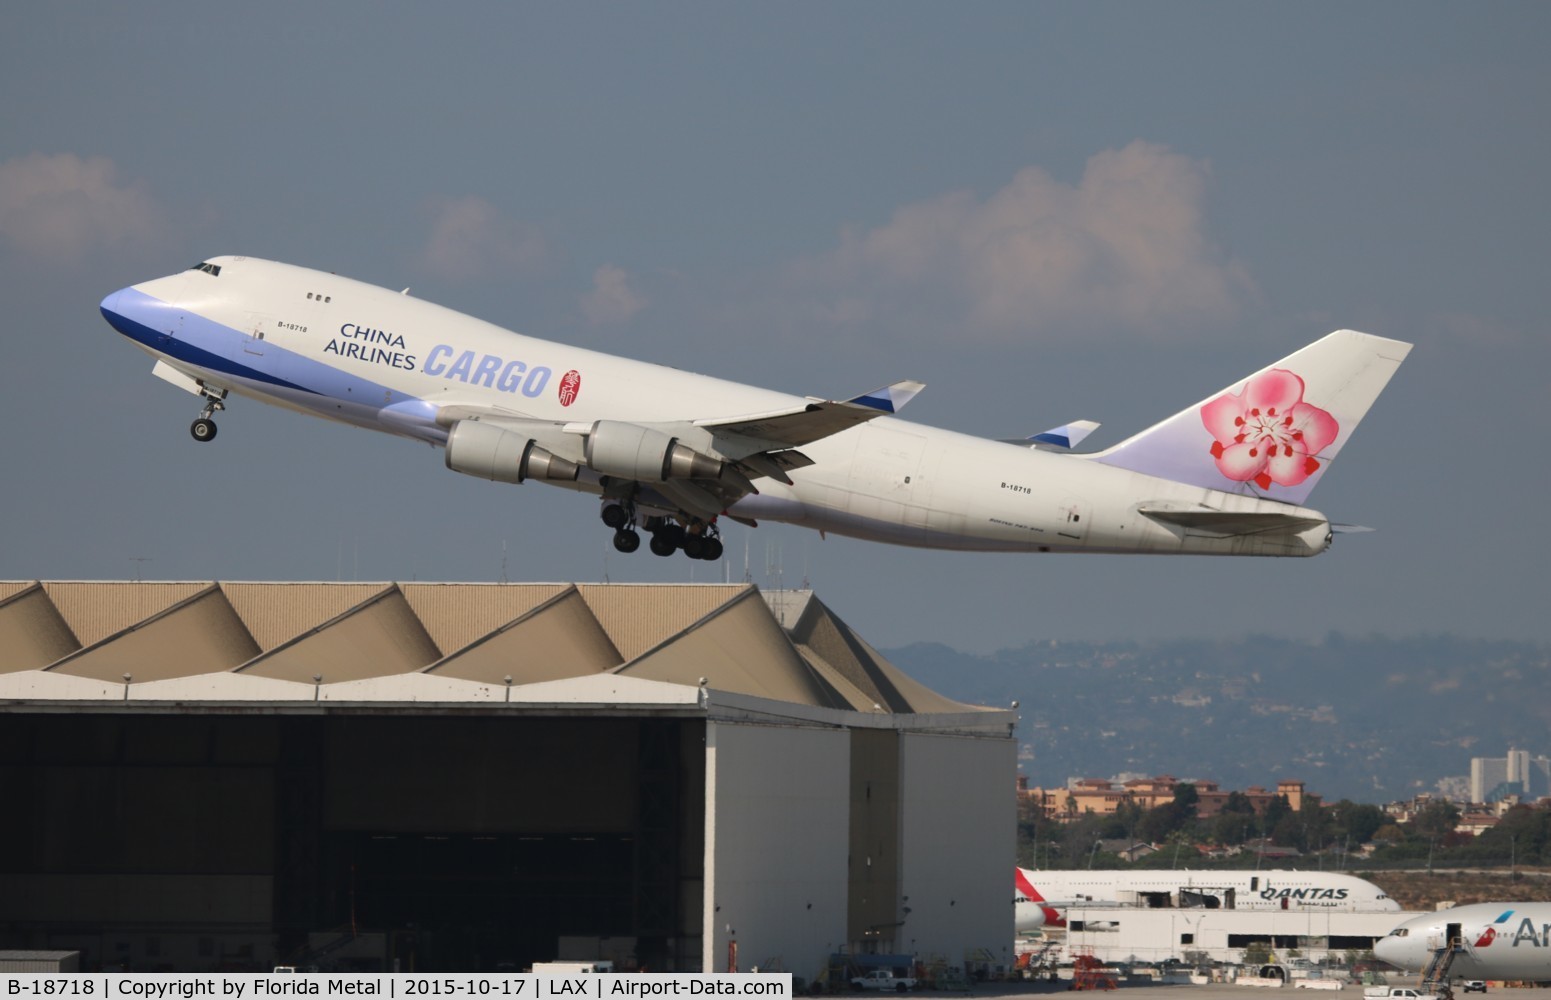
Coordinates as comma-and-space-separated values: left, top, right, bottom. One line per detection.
703, 720, 850, 980
898, 731, 1015, 972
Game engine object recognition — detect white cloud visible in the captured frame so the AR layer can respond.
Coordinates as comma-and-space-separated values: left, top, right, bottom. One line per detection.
0, 153, 159, 261
580, 264, 647, 326
418, 196, 556, 282
791, 141, 1256, 342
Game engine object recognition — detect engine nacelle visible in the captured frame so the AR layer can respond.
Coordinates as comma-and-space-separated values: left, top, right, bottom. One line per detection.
444, 419, 580, 484
585, 420, 723, 481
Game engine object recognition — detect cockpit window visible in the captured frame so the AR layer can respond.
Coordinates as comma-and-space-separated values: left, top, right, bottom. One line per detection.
188, 261, 222, 276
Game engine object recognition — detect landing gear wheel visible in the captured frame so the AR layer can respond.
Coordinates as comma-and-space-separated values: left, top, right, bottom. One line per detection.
702, 537, 724, 561
682, 535, 707, 560
601, 503, 629, 529
190, 418, 218, 442
649, 533, 678, 557
612, 529, 640, 553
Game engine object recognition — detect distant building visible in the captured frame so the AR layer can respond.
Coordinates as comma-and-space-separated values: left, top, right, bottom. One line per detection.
1456, 812, 1500, 836
1097, 839, 1159, 862
1470, 748, 1550, 802
1018, 775, 1313, 823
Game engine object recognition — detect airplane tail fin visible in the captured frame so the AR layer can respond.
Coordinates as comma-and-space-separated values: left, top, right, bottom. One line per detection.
1088, 330, 1412, 506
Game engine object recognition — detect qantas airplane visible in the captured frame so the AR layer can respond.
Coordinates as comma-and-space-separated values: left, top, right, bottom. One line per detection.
1014, 868, 1399, 933
1375, 903, 1551, 982
100, 256, 1411, 561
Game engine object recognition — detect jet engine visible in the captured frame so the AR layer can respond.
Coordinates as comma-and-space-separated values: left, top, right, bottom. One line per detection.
584, 420, 724, 481
444, 419, 580, 484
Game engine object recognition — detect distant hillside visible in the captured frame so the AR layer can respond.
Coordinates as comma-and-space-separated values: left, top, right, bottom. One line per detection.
1368, 868, 1551, 911
879, 635, 1551, 802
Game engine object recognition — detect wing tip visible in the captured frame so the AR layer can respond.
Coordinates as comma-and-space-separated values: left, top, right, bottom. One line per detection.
849, 379, 925, 413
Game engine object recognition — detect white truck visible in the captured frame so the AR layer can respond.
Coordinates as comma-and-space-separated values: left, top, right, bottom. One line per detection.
850, 969, 917, 992
1361, 989, 1441, 1000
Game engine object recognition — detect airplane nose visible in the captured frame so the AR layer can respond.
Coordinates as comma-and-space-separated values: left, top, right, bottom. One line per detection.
100, 288, 127, 330
99, 285, 161, 347
1373, 935, 1406, 969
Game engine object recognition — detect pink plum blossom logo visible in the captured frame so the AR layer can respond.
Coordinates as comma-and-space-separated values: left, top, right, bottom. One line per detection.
1200, 369, 1339, 491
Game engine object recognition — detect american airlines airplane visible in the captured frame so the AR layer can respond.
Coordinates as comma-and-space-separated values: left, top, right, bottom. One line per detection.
1375, 903, 1551, 983
1015, 868, 1399, 933
100, 256, 1411, 560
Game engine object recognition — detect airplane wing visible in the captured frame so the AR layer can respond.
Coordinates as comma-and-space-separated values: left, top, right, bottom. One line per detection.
435, 379, 925, 521
697, 379, 925, 449
1139, 506, 1327, 538
694, 379, 925, 487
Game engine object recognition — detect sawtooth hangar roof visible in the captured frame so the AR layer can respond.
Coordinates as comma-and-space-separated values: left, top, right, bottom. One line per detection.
0, 581, 994, 721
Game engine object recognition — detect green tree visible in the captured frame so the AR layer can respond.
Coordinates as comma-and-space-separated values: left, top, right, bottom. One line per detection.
1113, 797, 1147, 843
1329, 800, 1387, 845
1213, 810, 1255, 846
1478, 804, 1551, 865
1372, 823, 1406, 844
1222, 790, 1257, 816
1262, 793, 1292, 833
1410, 800, 1462, 841
1272, 812, 1305, 849
1299, 799, 1333, 854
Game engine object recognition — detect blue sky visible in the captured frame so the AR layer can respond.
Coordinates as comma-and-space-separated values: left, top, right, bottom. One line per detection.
2, 3, 1546, 651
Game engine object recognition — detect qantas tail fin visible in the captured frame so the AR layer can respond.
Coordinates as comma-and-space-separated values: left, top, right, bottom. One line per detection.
1088, 330, 1412, 506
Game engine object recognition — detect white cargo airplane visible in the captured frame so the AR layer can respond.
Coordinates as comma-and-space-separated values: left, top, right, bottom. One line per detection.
1014, 867, 1399, 932
100, 256, 1411, 560
1375, 903, 1551, 982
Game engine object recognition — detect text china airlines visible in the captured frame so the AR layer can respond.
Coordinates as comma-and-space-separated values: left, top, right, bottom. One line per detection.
323, 322, 579, 403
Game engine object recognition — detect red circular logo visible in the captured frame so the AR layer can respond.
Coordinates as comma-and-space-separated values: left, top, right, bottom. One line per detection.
558, 369, 582, 407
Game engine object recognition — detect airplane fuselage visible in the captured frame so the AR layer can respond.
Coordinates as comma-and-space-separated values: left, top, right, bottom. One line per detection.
1014, 867, 1398, 933
101, 256, 1343, 556
1376, 903, 1551, 981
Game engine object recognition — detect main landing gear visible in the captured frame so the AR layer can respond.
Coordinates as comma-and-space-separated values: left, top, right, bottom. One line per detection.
601, 501, 723, 561
189, 387, 228, 443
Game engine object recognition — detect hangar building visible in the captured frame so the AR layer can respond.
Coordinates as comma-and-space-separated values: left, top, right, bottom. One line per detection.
0, 581, 1015, 977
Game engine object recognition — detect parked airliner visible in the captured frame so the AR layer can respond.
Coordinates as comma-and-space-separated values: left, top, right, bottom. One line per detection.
1375, 903, 1551, 983
100, 257, 1411, 560
1015, 868, 1399, 933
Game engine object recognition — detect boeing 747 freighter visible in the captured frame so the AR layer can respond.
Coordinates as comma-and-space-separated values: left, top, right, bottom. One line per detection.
101, 257, 1411, 560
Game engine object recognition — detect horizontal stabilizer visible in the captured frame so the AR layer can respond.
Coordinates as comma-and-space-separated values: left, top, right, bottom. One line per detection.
1139, 506, 1326, 538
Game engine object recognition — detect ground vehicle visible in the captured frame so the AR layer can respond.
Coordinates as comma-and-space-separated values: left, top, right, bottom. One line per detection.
1461, 982, 1487, 994
1361, 989, 1441, 1000
850, 969, 916, 992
